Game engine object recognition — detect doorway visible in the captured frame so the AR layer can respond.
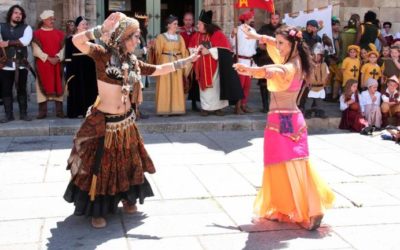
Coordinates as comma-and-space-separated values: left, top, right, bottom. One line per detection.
103, 0, 197, 40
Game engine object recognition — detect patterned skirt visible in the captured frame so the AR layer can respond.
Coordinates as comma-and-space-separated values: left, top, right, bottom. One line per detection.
64, 107, 155, 218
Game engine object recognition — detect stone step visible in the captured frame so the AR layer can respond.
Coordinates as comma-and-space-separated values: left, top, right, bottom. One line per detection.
0, 112, 341, 137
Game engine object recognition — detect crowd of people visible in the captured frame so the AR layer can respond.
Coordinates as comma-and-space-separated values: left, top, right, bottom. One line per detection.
1, 7, 400, 133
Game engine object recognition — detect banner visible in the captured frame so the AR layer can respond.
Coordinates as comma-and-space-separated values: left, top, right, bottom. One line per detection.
235, 0, 275, 13
283, 5, 333, 52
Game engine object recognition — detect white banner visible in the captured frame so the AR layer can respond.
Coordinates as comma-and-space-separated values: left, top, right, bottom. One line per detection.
283, 5, 333, 52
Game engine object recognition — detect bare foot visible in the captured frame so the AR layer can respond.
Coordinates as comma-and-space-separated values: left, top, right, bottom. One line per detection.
91, 217, 107, 228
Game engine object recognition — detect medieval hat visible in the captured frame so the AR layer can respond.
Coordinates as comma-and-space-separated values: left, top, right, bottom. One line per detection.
40, 10, 54, 20
199, 10, 213, 25
387, 75, 400, 85
366, 78, 378, 88
239, 9, 254, 22
347, 44, 360, 54
306, 19, 318, 28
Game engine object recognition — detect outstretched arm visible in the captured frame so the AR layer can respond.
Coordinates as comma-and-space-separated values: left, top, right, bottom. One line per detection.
150, 47, 201, 76
240, 24, 276, 45
233, 63, 287, 79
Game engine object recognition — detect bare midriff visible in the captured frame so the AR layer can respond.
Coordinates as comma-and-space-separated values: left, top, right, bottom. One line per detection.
268, 91, 300, 112
96, 80, 131, 114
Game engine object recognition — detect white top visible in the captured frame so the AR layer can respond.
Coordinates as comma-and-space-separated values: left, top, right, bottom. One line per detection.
360, 90, 381, 112
1, 25, 33, 70
339, 93, 358, 111
229, 24, 257, 66
382, 89, 399, 103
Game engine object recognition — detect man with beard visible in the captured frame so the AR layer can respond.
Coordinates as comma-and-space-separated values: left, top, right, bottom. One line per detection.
0, 5, 33, 122
253, 12, 281, 113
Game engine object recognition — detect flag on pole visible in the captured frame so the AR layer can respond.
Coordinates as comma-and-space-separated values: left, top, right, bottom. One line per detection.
235, 0, 275, 13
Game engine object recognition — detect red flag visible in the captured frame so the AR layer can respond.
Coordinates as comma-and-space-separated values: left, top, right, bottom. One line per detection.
235, 0, 275, 13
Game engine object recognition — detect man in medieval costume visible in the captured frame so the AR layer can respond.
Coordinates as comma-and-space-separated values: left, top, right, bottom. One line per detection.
188, 10, 243, 116
32, 10, 65, 118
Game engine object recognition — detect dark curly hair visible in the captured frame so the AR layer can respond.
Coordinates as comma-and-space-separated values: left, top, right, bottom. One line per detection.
6, 5, 26, 24
275, 25, 314, 78
364, 11, 377, 23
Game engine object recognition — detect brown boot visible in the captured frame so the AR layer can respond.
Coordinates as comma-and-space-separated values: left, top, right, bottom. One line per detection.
55, 101, 65, 118
91, 217, 107, 228
381, 112, 389, 128
36, 101, 47, 119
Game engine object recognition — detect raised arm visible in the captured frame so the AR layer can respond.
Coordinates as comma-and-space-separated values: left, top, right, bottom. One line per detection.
72, 12, 121, 54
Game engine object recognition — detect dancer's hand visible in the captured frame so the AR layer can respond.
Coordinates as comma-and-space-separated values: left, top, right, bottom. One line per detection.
188, 47, 200, 62
233, 63, 248, 74
241, 24, 260, 40
102, 12, 122, 34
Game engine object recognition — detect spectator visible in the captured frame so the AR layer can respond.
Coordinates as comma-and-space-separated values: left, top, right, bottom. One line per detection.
302, 19, 322, 49
339, 16, 358, 62
153, 15, 188, 116
179, 12, 200, 112
341, 45, 361, 89
356, 10, 386, 50
305, 43, 329, 119
0, 5, 33, 122
360, 78, 382, 128
188, 10, 243, 116
65, 16, 98, 118
230, 9, 257, 114
381, 45, 400, 91
253, 12, 282, 113
381, 21, 394, 46
339, 79, 369, 132
32, 10, 65, 118
65, 19, 75, 38
381, 75, 400, 127
360, 49, 381, 90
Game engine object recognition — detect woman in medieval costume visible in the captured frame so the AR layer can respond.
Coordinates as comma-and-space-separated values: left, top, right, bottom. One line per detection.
233, 25, 335, 230
63, 12, 199, 228
153, 15, 188, 115
65, 16, 98, 118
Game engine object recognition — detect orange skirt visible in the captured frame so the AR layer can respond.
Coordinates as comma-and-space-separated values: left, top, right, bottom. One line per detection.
254, 159, 335, 225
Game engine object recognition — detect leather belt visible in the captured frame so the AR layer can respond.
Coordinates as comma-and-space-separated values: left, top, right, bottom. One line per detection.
238, 55, 253, 60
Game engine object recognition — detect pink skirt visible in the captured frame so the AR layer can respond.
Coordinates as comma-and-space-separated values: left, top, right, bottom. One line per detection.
264, 111, 309, 165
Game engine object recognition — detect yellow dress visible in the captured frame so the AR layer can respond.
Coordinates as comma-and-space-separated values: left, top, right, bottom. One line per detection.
360, 63, 381, 88
341, 57, 361, 87
154, 33, 188, 115
253, 38, 335, 227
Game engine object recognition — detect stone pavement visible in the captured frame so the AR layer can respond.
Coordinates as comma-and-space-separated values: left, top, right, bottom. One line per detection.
1, 131, 400, 250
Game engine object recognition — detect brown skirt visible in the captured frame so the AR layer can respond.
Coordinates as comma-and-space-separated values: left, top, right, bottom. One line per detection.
64, 107, 155, 217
